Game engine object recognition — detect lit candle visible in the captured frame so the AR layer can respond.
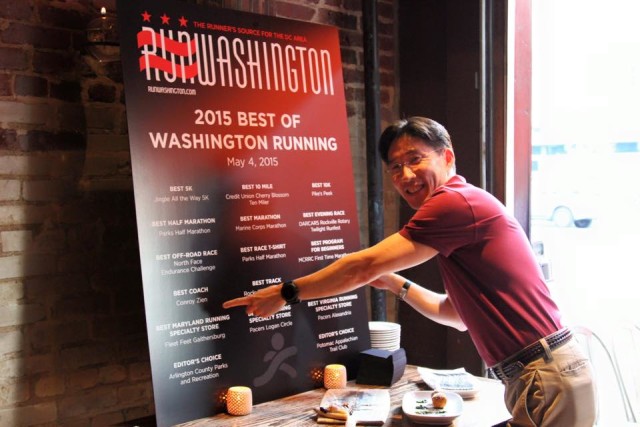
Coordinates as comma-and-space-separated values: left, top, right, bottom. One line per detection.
324, 364, 347, 389
226, 386, 252, 416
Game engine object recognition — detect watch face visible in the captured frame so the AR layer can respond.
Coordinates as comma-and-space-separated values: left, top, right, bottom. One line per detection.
282, 281, 299, 302
282, 284, 294, 299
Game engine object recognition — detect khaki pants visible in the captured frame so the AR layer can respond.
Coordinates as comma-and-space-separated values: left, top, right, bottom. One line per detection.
503, 338, 596, 427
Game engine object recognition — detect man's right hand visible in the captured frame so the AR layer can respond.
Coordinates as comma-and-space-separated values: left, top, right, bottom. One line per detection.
222, 284, 286, 318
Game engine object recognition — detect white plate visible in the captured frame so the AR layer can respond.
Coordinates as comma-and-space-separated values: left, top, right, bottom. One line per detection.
370, 343, 400, 348
371, 346, 400, 351
370, 334, 399, 340
370, 337, 400, 342
402, 390, 463, 425
417, 366, 481, 399
368, 321, 401, 332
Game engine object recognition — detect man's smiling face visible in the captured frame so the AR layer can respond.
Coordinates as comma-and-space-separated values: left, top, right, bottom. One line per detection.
386, 135, 455, 210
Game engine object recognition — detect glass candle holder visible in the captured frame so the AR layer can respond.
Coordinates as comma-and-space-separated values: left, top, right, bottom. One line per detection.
324, 364, 347, 389
226, 386, 252, 415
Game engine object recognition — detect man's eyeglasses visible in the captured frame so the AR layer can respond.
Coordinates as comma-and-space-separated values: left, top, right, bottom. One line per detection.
386, 149, 439, 179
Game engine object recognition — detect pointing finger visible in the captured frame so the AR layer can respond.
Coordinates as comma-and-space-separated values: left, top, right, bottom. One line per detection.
222, 297, 249, 309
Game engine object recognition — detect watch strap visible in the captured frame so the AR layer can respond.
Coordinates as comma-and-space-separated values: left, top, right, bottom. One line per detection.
397, 280, 412, 301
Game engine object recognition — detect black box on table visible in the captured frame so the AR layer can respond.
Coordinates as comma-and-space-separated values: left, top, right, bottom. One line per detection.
356, 348, 406, 386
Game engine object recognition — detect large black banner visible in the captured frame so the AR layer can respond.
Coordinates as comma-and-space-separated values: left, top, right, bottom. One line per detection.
116, 0, 371, 425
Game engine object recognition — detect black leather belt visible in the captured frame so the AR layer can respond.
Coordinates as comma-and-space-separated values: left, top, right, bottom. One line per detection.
488, 328, 573, 381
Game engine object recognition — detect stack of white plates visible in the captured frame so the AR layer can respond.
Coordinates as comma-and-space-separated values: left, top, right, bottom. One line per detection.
368, 321, 401, 351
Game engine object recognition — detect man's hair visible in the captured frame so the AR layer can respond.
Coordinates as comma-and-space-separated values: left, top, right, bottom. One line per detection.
378, 116, 453, 163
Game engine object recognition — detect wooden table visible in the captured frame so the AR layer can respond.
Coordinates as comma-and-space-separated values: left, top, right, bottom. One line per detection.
178, 365, 511, 426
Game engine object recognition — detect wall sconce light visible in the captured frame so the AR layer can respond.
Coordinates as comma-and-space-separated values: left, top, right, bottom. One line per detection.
86, 7, 120, 62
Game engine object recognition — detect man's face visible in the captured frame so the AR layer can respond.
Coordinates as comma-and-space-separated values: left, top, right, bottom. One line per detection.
386, 135, 454, 210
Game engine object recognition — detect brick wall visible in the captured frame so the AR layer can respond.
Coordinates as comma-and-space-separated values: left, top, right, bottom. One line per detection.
0, 0, 397, 425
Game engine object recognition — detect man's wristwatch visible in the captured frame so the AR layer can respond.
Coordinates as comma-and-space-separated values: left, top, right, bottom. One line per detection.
280, 280, 300, 304
397, 281, 412, 301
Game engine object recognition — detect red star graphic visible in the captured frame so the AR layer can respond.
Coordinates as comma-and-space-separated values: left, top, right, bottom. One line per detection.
179, 16, 188, 27
160, 13, 170, 25
141, 11, 151, 22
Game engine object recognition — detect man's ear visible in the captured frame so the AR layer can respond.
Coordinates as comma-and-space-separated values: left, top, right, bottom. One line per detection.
444, 148, 455, 166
